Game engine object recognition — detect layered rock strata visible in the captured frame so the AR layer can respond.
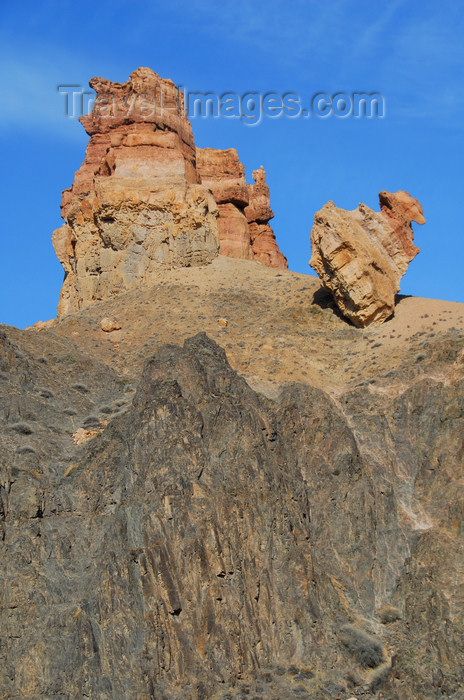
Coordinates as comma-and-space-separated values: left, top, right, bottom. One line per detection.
53, 69, 288, 317
53, 68, 220, 317
196, 149, 288, 269
196, 148, 253, 260
309, 191, 425, 327
245, 166, 288, 269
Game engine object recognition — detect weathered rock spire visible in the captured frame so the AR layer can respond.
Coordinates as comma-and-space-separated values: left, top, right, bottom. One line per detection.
53, 68, 288, 317
196, 149, 288, 269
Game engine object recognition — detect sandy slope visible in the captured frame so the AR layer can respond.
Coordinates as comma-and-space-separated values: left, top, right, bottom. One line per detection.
33, 256, 464, 397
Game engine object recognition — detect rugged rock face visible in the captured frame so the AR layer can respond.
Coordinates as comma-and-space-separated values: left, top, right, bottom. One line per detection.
53, 68, 220, 317
309, 191, 425, 327
196, 149, 288, 269
1, 318, 463, 698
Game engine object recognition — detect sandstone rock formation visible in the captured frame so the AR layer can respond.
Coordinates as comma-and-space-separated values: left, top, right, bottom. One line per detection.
53, 68, 220, 316
310, 191, 425, 327
53, 69, 288, 318
196, 148, 253, 260
196, 149, 288, 269
245, 166, 288, 269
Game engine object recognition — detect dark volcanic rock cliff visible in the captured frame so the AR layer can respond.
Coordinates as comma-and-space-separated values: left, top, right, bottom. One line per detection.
1, 321, 463, 698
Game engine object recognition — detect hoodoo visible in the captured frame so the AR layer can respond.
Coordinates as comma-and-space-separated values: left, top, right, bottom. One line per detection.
53, 68, 288, 317
196, 149, 288, 269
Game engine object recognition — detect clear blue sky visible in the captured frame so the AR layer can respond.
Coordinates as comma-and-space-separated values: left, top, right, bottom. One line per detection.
1, 0, 463, 328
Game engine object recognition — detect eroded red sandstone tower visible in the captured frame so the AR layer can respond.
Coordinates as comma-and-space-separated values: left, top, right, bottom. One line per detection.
196, 149, 287, 269
53, 68, 219, 316
245, 165, 288, 269
53, 68, 288, 316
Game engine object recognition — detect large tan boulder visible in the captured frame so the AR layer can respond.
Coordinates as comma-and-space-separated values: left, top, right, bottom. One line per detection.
54, 68, 219, 317
309, 191, 425, 327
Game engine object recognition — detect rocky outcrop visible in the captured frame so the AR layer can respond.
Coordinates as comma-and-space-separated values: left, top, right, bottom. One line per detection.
245, 166, 288, 269
53, 68, 220, 317
195, 147, 249, 208
196, 149, 288, 269
196, 148, 253, 260
53, 69, 289, 318
309, 191, 425, 327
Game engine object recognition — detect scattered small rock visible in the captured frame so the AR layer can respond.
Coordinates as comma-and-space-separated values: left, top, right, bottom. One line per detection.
101, 317, 122, 333
73, 427, 102, 445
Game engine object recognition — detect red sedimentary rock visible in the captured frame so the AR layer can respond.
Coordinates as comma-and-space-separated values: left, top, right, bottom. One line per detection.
195, 148, 253, 260
53, 68, 219, 316
196, 150, 288, 269
53, 68, 288, 317
245, 167, 288, 270
378, 190, 425, 275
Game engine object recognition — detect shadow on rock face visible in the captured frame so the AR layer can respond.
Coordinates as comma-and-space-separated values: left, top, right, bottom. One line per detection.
312, 287, 354, 325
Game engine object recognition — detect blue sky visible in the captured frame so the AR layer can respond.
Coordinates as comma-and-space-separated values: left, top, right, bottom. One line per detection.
0, 0, 463, 328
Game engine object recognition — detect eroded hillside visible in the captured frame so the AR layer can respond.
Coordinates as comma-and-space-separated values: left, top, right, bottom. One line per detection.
1, 257, 463, 698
